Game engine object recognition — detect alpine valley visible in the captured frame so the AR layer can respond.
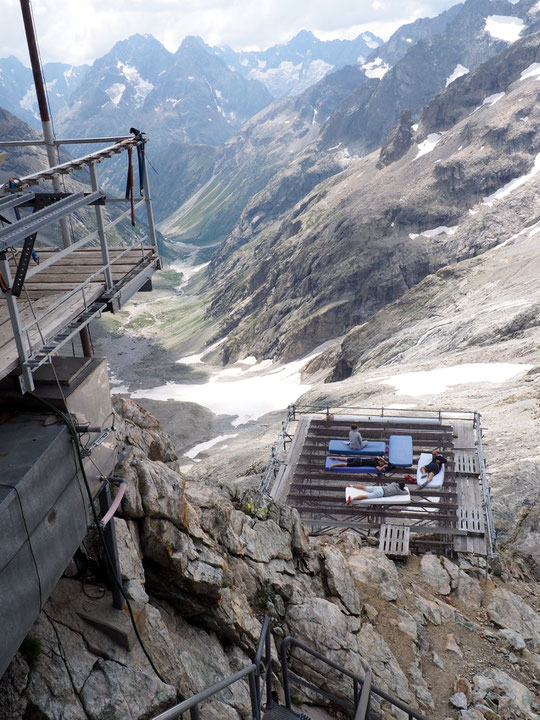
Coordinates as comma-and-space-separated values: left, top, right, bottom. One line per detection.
1, 1, 540, 719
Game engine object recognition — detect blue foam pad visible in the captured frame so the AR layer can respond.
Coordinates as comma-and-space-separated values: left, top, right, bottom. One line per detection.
328, 440, 386, 456
388, 435, 413, 467
325, 457, 383, 474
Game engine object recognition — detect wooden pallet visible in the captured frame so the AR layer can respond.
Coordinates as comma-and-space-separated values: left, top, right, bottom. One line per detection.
454, 452, 479, 475
458, 506, 485, 534
379, 524, 410, 558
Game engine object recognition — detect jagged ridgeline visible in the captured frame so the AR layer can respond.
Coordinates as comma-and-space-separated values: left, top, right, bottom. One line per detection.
1, 1, 540, 717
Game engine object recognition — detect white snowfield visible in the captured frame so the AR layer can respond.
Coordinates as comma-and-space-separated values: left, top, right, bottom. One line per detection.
484, 15, 525, 42
409, 226, 458, 240
184, 434, 239, 459
414, 133, 444, 160
446, 64, 469, 87
132, 350, 322, 426
483, 152, 540, 206
361, 58, 390, 79
379, 363, 532, 397
520, 63, 540, 81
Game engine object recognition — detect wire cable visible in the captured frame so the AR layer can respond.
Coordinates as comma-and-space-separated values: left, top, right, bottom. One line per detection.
28, 392, 167, 684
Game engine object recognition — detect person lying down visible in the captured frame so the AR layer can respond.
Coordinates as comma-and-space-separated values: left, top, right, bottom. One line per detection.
346, 482, 408, 505
328, 456, 396, 471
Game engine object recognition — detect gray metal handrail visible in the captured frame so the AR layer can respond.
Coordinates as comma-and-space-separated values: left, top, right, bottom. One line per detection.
280, 635, 429, 720
291, 404, 476, 422
151, 664, 260, 720
254, 616, 274, 711
474, 412, 496, 557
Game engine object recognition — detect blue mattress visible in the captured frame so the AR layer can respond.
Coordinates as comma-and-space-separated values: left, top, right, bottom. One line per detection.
328, 440, 386, 456
388, 435, 413, 467
325, 457, 383, 474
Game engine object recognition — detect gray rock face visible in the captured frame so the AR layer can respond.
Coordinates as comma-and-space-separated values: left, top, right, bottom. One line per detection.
347, 548, 403, 601
203, 30, 540, 363
450, 691, 469, 709
484, 587, 540, 651
472, 668, 537, 718
378, 109, 414, 168
421, 554, 452, 595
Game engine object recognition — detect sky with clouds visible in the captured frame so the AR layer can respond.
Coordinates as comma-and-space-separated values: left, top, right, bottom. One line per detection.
4, 0, 463, 67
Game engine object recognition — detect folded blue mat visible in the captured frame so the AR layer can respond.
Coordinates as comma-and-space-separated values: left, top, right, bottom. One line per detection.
388, 435, 413, 467
325, 457, 383, 474
328, 440, 386, 456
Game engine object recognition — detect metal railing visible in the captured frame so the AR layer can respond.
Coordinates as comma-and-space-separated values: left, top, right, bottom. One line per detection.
152, 617, 274, 720
290, 404, 477, 424
152, 618, 431, 720
259, 417, 295, 494
280, 636, 429, 720
474, 411, 496, 557
0, 134, 159, 393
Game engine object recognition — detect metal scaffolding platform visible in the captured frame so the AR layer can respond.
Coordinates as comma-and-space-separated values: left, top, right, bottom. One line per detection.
0, 134, 161, 393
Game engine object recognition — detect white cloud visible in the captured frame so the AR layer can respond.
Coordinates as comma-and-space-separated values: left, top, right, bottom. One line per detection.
3, 0, 463, 67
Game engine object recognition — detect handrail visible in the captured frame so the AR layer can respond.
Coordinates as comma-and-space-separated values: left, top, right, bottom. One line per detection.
280, 636, 429, 720
254, 616, 273, 711
24, 198, 146, 279
151, 664, 260, 720
280, 636, 372, 719
291, 404, 476, 421
18, 237, 153, 335
474, 411, 496, 557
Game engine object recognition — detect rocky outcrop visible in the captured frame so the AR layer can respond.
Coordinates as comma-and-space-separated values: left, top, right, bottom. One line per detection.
2, 399, 539, 719
377, 109, 414, 168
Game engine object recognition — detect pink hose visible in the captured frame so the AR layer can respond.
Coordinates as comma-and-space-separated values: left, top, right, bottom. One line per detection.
100, 482, 126, 527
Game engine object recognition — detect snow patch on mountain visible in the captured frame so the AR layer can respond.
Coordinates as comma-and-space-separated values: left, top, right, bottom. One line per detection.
379, 363, 532, 397
520, 62, 540, 80
117, 61, 154, 102
105, 83, 126, 106
446, 64, 469, 86
18, 87, 37, 116
484, 15, 525, 42
414, 133, 444, 160
483, 152, 540, 206
409, 226, 458, 240
361, 57, 390, 79
362, 33, 379, 49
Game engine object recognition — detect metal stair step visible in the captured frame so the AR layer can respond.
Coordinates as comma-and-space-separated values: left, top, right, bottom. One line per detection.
263, 705, 311, 720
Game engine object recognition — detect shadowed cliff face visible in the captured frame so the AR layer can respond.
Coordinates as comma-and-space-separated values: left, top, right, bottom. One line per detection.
203, 32, 540, 364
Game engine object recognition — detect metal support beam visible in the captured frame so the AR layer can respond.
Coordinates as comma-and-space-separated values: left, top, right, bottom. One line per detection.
19, 0, 71, 248
98, 484, 124, 610
88, 162, 113, 290
0, 191, 103, 250
142, 155, 158, 250
0, 252, 34, 392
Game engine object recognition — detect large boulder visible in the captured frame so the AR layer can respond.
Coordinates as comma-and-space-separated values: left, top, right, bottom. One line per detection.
420, 554, 451, 595
483, 587, 540, 651
472, 668, 537, 719
347, 548, 402, 601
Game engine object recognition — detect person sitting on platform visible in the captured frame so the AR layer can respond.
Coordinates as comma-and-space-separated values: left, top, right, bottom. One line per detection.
348, 424, 368, 450
328, 456, 392, 471
346, 482, 408, 505
419, 449, 447, 487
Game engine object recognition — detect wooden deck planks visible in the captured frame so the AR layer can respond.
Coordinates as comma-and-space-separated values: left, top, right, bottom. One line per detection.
283, 415, 492, 556
0, 247, 156, 380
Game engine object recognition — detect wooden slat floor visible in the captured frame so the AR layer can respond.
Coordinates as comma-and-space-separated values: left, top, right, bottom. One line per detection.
0, 247, 155, 380
283, 416, 488, 557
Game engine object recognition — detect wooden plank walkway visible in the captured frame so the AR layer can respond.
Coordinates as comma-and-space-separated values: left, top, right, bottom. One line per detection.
0, 247, 155, 380
280, 414, 490, 558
